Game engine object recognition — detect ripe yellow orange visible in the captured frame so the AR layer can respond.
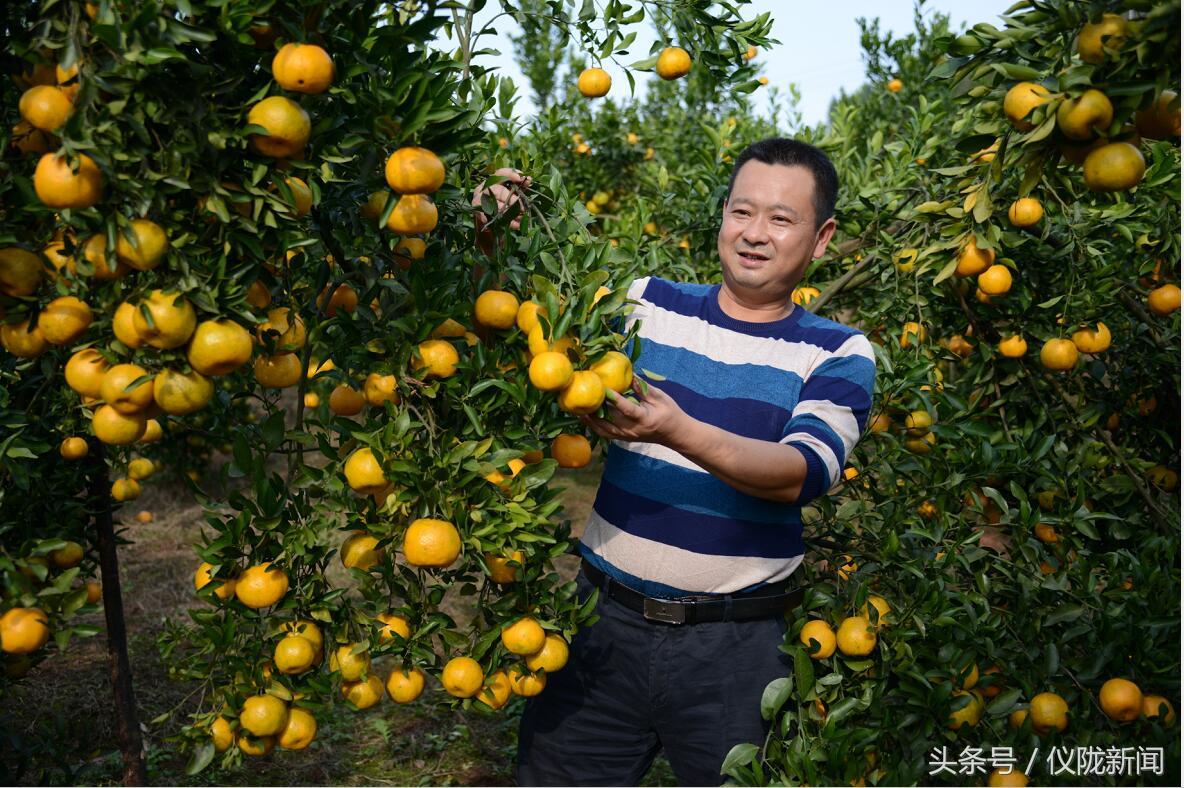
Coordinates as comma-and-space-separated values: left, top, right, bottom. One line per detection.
987, 768, 1028, 787
386, 667, 426, 703
329, 383, 365, 416
112, 302, 144, 348
887, 78, 903, 93
1083, 142, 1145, 192
277, 707, 317, 750
558, 370, 605, 415
946, 690, 983, 731
529, 351, 574, 392
1056, 89, 1114, 140
0, 608, 50, 654
377, 613, 411, 642
743, 45, 758, 61
254, 353, 302, 388
112, 477, 141, 501
863, 596, 891, 628
330, 644, 372, 681
234, 562, 289, 609
1077, 13, 1127, 64
589, 351, 634, 393
1034, 523, 1059, 543
240, 694, 288, 737
363, 373, 400, 407
485, 550, 525, 583
281, 176, 313, 217
791, 286, 820, 306
1039, 338, 1078, 371
1003, 82, 1052, 131
127, 458, 156, 481
132, 290, 196, 349
38, 296, 93, 345
394, 237, 426, 266
11, 120, 53, 156
344, 447, 387, 495
955, 235, 995, 277
384, 147, 445, 194
19, 85, 72, 131
1, 320, 47, 358
899, 321, 926, 348
272, 43, 334, 94
256, 307, 306, 352
1028, 691, 1069, 733
478, 670, 513, 710
978, 264, 1013, 296
188, 319, 252, 376
92, 405, 147, 445
280, 620, 323, 661
65, 348, 110, 398
153, 369, 214, 415
1148, 284, 1181, 315
41, 239, 76, 278
837, 616, 876, 657
236, 732, 275, 757
525, 633, 570, 673
998, 335, 1027, 358
114, 218, 168, 270
135, 510, 153, 523
475, 290, 519, 330
246, 280, 272, 310
551, 433, 592, 468
905, 410, 932, 436
318, 283, 357, 317
509, 666, 547, 696
60, 436, 89, 460
386, 194, 438, 234
402, 518, 461, 568
442, 656, 484, 698
0, 247, 43, 296
501, 617, 546, 655
34, 152, 102, 209
1135, 90, 1180, 140
1008, 197, 1043, 227
1143, 695, 1176, 725
274, 635, 317, 675
1098, 678, 1143, 722
656, 47, 692, 80
577, 67, 611, 98
100, 364, 154, 414
211, 717, 233, 752
82, 235, 127, 280
1146, 465, 1178, 491
1071, 322, 1111, 354
341, 532, 382, 571
799, 619, 836, 659
247, 96, 311, 158
414, 339, 459, 379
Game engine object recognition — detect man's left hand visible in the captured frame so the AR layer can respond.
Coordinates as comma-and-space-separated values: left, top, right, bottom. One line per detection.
581, 379, 687, 446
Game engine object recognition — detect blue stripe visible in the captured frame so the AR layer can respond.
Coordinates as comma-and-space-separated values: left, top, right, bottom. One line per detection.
642, 278, 714, 319
602, 444, 797, 524
795, 310, 866, 352
799, 374, 873, 411
635, 339, 802, 409
650, 377, 791, 441
783, 419, 845, 466
591, 479, 804, 558
790, 443, 830, 504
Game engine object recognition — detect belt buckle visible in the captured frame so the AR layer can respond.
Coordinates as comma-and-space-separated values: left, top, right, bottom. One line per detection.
643, 597, 687, 624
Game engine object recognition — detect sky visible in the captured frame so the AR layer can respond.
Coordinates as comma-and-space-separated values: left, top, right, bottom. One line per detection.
439, 0, 1014, 127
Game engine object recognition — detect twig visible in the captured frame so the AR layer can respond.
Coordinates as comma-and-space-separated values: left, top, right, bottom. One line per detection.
1116, 290, 1162, 344
808, 254, 877, 313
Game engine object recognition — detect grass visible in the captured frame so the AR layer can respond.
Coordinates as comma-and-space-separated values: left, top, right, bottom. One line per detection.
1, 451, 678, 786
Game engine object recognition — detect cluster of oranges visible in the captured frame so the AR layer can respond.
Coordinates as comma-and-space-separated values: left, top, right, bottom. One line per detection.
577, 45, 693, 99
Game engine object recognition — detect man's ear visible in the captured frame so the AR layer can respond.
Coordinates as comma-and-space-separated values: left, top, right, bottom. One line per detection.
812, 217, 837, 258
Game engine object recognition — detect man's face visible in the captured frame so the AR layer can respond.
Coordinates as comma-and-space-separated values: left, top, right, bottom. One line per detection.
717, 160, 836, 300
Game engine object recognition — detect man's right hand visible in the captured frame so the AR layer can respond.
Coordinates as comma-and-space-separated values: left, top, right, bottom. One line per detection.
472, 167, 532, 231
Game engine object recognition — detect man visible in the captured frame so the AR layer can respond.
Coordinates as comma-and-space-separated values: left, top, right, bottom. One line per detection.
476, 138, 875, 786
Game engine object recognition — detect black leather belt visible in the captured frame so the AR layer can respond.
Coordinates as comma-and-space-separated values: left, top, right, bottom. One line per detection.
581, 561, 803, 625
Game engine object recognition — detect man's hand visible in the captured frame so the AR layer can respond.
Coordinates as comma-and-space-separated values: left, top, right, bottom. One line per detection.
581, 379, 687, 446
472, 167, 532, 230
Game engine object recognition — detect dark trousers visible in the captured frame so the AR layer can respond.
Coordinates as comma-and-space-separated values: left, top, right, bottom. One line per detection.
516, 572, 791, 786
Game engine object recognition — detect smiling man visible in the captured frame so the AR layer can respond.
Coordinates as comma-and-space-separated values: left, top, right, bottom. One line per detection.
480, 138, 876, 786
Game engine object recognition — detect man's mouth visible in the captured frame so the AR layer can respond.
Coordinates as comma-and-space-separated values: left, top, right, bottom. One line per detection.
737, 250, 769, 263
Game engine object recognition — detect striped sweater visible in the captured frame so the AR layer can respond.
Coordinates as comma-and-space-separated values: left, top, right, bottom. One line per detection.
579, 276, 876, 598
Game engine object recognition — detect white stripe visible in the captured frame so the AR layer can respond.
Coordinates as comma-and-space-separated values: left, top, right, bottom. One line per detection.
581, 509, 805, 594
614, 440, 709, 473
780, 431, 841, 486
791, 399, 860, 453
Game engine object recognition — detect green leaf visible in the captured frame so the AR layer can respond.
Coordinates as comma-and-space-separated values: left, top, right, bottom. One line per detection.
720, 742, 759, 775
186, 742, 215, 775
793, 647, 815, 702
760, 676, 792, 721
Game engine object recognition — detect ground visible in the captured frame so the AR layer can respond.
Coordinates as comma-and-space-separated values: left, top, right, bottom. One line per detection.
1, 454, 679, 786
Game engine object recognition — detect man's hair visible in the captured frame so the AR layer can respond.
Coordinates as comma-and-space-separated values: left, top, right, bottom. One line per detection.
725, 138, 839, 229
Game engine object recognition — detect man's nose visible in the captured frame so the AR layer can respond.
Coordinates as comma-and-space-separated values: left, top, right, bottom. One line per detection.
741, 216, 770, 244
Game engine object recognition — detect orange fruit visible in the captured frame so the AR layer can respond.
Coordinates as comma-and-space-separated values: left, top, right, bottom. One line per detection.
234, 562, 289, 609
329, 384, 365, 416
112, 302, 145, 348
551, 434, 592, 468
1083, 142, 1145, 192
589, 351, 633, 393
0, 320, 47, 358
485, 550, 524, 583
577, 67, 611, 98
899, 321, 926, 348
384, 147, 445, 194
132, 290, 196, 349
475, 290, 519, 329
60, 436, 89, 460
1148, 284, 1181, 315
330, 644, 371, 681
277, 707, 317, 750
38, 296, 93, 345
153, 369, 213, 415
799, 620, 836, 659
656, 46, 691, 80
1007, 197, 1043, 227
246, 280, 272, 310
385, 194, 438, 234
82, 235, 127, 280
1028, 691, 1069, 733
247, 96, 311, 158
987, 768, 1027, 787
887, 78, 903, 92
91, 405, 147, 445
274, 635, 317, 675
210, 718, 233, 752
19, 85, 72, 131
127, 458, 156, 481
1142, 695, 1176, 725
1034, 523, 1058, 543
946, 690, 983, 731
441, 656, 484, 698
386, 667, 426, 703
402, 518, 461, 568
343, 447, 387, 495
529, 351, 574, 392
64, 348, 110, 398
997, 335, 1027, 358
236, 732, 275, 757
240, 694, 288, 737
501, 617, 546, 655
478, 670, 513, 710
0, 608, 50, 654
340, 532, 382, 571
1077, 13, 1127, 64
1039, 339, 1078, 371
10, 120, 53, 155
188, 319, 253, 376
111, 478, 141, 502
115, 218, 169, 270
255, 307, 306, 352
509, 666, 546, 696
558, 370, 605, 415
978, 264, 1013, 296
0, 247, 43, 296
414, 339, 459, 379
272, 43, 334, 94
1135, 90, 1180, 140
791, 286, 821, 306
100, 363, 154, 414
254, 354, 302, 388
33, 152, 102, 209
318, 283, 357, 317
836, 616, 876, 657
955, 235, 995, 277
1071, 322, 1111, 353
1003, 82, 1052, 131
1056, 89, 1114, 140
1098, 678, 1143, 722
376, 613, 411, 642
525, 633, 570, 673
281, 176, 313, 217
363, 373, 400, 407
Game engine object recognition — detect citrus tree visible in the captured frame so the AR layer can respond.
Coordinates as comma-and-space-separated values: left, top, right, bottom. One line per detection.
1, 0, 771, 780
